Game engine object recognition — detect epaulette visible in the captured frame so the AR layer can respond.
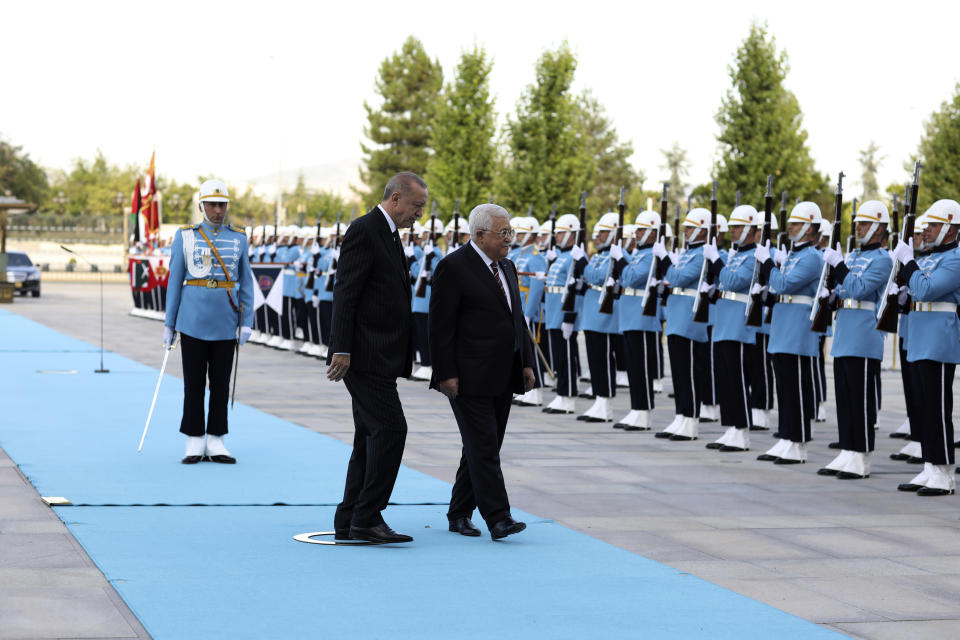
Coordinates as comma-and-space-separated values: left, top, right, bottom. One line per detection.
181, 224, 198, 230
228, 224, 245, 233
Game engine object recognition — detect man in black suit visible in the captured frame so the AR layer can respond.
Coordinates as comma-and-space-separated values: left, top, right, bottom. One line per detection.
429, 203, 536, 541
327, 172, 425, 544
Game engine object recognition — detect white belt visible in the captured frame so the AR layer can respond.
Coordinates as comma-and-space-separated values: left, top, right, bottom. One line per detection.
670, 287, 697, 297
720, 291, 749, 303
780, 294, 813, 305
912, 301, 958, 313
622, 287, 645, 296
840, 299, 875, 311
590, 284, 605, 292
546, 285, 566, 294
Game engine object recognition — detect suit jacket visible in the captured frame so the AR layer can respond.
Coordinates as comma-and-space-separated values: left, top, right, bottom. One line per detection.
428, 244, 535, 397
328, 208, 413, 378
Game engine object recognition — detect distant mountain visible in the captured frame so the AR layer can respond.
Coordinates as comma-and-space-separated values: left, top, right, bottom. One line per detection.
243, 157, 363, 197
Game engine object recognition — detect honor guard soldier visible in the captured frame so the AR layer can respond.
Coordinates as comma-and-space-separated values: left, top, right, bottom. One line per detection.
164, 179, 254, 464
705, 205, 760, 452
277, 226, 304, 351
297, 228, 322, 356
749, 214, 778, 429
411, 218, 444, 381
613, 212, 662, 430
895, 199, 960, 495
816, 201, 891, 479
538, 219, 558, 372
612, 225, 637, 392
700, 215, 729, 423
512, 217, 548, 406
654, 208, 711, 440
577, 212, 622, 422
755, 202, 824, 465
542, 214, 586, 414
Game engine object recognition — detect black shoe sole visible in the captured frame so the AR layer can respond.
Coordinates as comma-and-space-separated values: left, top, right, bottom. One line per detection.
836, 472, 868, 479
205, 455, 236, 464
817, 468, 839, 476
917, 488, 955, 496
448, 525, 482, 537
774, 458, 805, 465
828, 442, 840, 449
181, 456, 203, 464
906, 457, 923, 464
654, 432, 673, 439
749, 426, 769, 431
897, 483, 923, 492
705, 443, 723, 449
669, 435, 696, 441
718, 446, 748, 452
491, 522, 527, 541
889, 433, 908, 439
613, 424, 626, 429
889, 453, 910, 461
622, 426, 649, 431
756, 454, 779, 461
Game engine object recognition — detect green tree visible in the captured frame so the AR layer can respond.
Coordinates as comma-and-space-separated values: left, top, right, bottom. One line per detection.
0, 136, 49, 203
498, 42, 592, 218
917, 83, 960, 210
858, 141, 883, 201
714, 23, 828, 212
660, 142, 690, 214
427, 46, 497, 215
47, 151, 139, 216
577, 90, 643, 217
357, 36, 443, 201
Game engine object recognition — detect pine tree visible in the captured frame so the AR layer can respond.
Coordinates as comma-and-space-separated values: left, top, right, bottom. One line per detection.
427, 46, 497, 216
577, 91, 643, 217
714, 23, 828, 211
858, 141, 883, 201
357, 36, 443, 201
498, 43, 592, 218
660, 142, 690, 214
917, 83, 960, 210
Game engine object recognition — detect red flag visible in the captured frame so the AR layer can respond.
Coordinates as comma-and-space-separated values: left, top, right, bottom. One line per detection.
131, 176, 143, 243
141, 151, 160, 238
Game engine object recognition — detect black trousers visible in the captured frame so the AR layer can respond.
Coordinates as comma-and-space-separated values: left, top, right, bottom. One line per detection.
815, 336, 827, 407
281, 296, 297, 340
749, 333, 775, 411
657, 328, 665, 379
913, 359, 956, 465
304, 301, 320, 344
899, 339, 921, 443
548, 328, 579, 397
666, 334, 709, 417
772, 353, 816, 443
833, 356, 880, 452
179, 333, 235, 437
584, 331, 616, 398
254, 304, 266, 332
447, 391, 513, 528
267, 306, 280, 336
318, 300, 332, 346
293, 298, 307, 337
622, 330, 657, 411
412, 312, 431, 366
540, 324, 554, 372
335, 370, 408, 530
612, 333, 627, 373
715, 340, 755, 430
527, 326, 544, 389
706, 331, 719, 406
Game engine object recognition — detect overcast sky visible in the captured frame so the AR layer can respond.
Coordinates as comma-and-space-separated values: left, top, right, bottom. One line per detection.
4, 0, 959, 201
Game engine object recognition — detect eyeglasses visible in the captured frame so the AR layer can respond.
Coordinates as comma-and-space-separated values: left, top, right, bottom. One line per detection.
479, 228, 516, 240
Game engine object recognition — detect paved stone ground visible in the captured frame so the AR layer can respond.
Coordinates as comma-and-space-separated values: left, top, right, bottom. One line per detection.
3, 283, 960, 639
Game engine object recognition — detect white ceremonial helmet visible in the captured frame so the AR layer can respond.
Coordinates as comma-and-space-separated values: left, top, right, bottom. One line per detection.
786, 202, 822, 242
923, 199, 960, 247
244, 225, 252, 236
728, 205, 758, 246
199, 179, 230, 203
412, 221, 424, 236
853, 200, 889, 245
264, 224, 276, 238
819, 219, 832, 236
716, 213, 729, 234
514, 216, 538, 244
554, 213, 580, 246
445, 218, 469, 234
682, 207, 711, 244
299, 226, 314, 239
634, 210, 660, 245
592, 212, 619, 248
539, 220, 553, 234
752, 211, 778, 231
622, 223, 638, 240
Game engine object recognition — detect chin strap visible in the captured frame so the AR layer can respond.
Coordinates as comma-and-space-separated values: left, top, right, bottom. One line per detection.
789, 222, 811, 243
857, 222, 881, 246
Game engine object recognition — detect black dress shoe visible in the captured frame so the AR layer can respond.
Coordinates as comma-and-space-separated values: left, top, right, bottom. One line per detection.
205, 455, 236, 464
623, 425, 649, 432
654, 431, 673, 439
889, 453, 910, 461
542, 408, 572, 414
581, 416, 609, 423
490, 516, 526, 541
817, 467, 839, 476
613, 423, 626, 429
772, 432, 782, 439
334, 529, 352, 541
756, 454, 778, 461
578, 393, 596, 399
575, 415, 589, 421
897, 483, 923, 492
889, 432, 908, 439
917, 487, 955, 496
837, 471, 867, 479
181, 455, 203, 464
349, 523, 413, 544
828, 442, 840, 450
774, 458, 804, 465
907, 456, 923, 464
749, 425, 769, 431
448, 517, 482, 537
719, 445, 747, 452
669, 434, 695, 441
705, 442, 723, 449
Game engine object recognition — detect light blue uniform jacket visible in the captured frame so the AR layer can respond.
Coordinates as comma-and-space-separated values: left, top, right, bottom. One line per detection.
664, 245, 707, 342
580, 249, 619, 334
904, 245, 960, 364
714, 246, 758, 344
619, 246, 662, 333
766, 243, 822, 357
830, 245, 891, 360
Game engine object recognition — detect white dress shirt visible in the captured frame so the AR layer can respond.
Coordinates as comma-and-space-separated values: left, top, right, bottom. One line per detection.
377, 204, 398, 233
470, 240, 511, 312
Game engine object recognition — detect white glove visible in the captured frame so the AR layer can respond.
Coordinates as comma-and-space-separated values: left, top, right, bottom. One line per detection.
818, 287, 830, 299
571, 243, 586, 261
404, 245, 414, 257
823, 243, 843, 268
887, 282, 900, 296
534, 271, 547, 281
667, 249, 679, 265
727, 246, 738, 261
561, 322, 574, 340
312, 295, 319, 306
163, 326, 176, 348
702, 238, 719, 263
754, 240, 771, 264
545, 248, 557, 262
698, 281, 715, 295
652, 238, 668, 260
604, 276, 616, 288
608, 242, 624, 262
892, 238, 914, 266
332, 248, 340, 261
425, 241, 435, 253
773, 247, 786, 267
750, 283, 767, 296
897, 285, 910, 305
237, 326, 252, 345
294, 260, 304, 271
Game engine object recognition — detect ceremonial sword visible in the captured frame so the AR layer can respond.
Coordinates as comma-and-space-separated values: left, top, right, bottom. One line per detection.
138, 334, 179, 452
231, 303, 244, 409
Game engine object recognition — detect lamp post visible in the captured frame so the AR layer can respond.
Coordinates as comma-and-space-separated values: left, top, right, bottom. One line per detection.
0, 196, 38, 303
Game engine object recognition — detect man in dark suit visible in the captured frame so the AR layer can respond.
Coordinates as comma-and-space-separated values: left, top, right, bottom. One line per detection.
327, 172, 425, 544
429, 203, 536, 541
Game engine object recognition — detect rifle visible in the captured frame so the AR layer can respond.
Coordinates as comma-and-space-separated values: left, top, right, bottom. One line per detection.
745, 175, 774, 326
889, 193, 901, 251
304, 214, 323, 291
324, 211, 343, 292
735, 189, 741, 207
764, 191, 790, 323
451, 199, 461, 250
660, 204, 682, 307
691, 180, 719, 323
876, 162, 922, 332
414, 203, 439, 298
641, 182, 669, 316
598, 186, 627, 314
810, 172, 845, 332
845, 198, 858, 254
548, 204, 557, 252
560, 191, 588, 312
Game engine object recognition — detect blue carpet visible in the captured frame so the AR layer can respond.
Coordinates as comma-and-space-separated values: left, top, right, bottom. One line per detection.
2, 309, 841, 639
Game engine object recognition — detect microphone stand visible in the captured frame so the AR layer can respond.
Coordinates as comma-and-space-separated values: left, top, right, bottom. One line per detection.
60, 245, 109, 373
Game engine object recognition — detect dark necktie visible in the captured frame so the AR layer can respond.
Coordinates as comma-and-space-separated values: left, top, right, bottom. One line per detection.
392, 230, 406, 266
490, 261, 508, 305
